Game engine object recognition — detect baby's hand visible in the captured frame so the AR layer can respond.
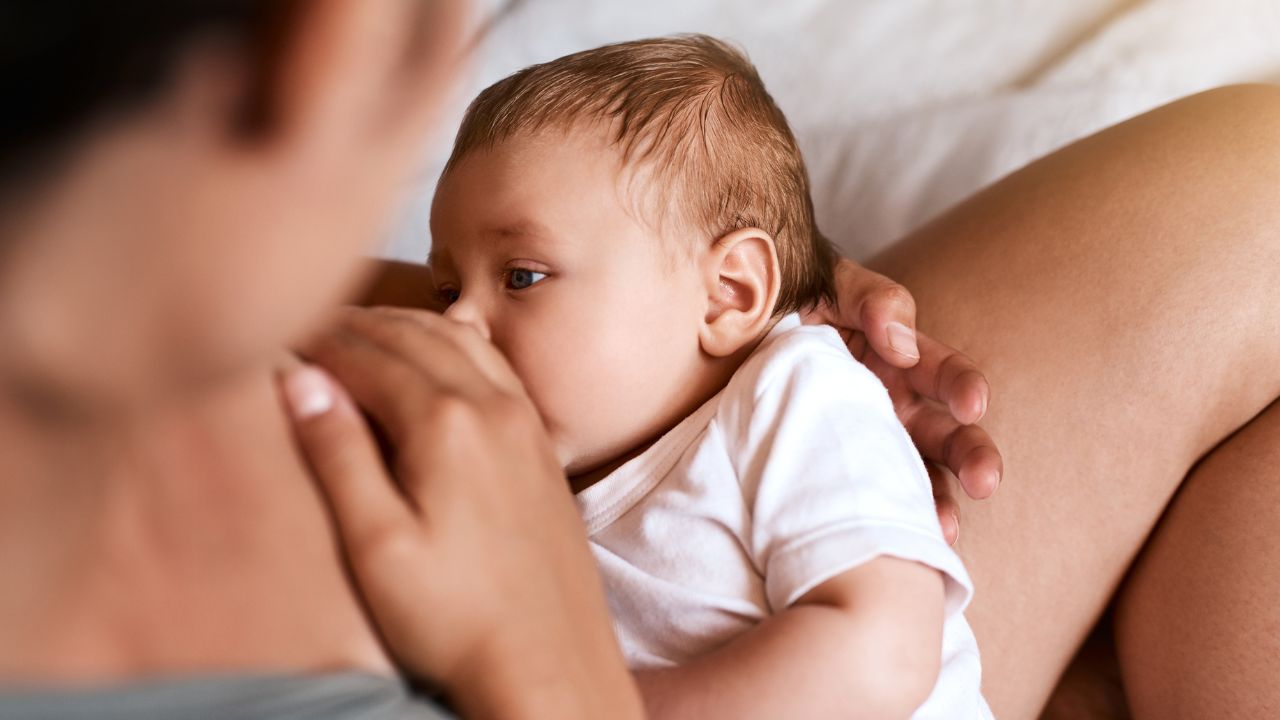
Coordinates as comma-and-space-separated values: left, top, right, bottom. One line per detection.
803, 258, 1003, 543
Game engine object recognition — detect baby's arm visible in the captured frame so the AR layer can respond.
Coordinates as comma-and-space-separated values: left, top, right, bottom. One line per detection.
635, 556, 946, 720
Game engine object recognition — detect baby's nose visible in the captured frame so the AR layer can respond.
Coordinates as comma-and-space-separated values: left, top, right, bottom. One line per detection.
442, 297, 491, 341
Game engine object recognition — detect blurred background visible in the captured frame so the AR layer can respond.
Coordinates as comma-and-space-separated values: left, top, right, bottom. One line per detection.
385, 0, 1280, 263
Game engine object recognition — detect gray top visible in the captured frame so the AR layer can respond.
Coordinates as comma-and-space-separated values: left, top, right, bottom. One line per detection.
0, 671, 455, 720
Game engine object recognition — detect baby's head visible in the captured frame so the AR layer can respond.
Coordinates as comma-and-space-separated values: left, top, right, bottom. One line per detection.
429, 35, 836, 479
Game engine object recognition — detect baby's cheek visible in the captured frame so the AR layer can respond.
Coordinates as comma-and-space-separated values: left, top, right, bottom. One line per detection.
500, 333, 585, 444
510, 330, 627, 465
495, 287, 672, 471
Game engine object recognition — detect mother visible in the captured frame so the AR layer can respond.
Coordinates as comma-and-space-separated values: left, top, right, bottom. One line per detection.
1, 2, 1277, 718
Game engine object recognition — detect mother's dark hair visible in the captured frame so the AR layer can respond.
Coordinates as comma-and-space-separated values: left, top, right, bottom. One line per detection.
0, 1, 293, 196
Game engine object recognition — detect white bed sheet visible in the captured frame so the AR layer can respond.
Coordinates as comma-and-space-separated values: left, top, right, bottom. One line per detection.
384, 0, 1280, 263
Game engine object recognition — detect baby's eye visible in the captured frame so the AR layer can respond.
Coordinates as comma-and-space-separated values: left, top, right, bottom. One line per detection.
436, 286, 460, 306
506, 268, 548, 290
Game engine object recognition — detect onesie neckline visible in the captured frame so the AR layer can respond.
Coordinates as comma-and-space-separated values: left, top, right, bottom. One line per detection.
573, 314, 803, 535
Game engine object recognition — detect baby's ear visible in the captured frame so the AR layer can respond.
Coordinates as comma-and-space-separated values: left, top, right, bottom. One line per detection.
699, 228, 781, 358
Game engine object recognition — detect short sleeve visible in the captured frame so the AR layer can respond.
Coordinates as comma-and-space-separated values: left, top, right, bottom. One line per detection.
722, 326, 973, 616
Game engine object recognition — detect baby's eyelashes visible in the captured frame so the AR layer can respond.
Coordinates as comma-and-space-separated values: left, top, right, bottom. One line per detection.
436, 286, 461, 306
506, 269, 548, 290
432, 264, 549, 307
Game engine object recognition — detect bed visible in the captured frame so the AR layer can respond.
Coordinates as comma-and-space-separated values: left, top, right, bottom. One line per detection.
387, 0, 1280, 265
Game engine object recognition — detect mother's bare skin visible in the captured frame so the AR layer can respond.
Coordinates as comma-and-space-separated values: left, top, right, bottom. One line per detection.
871, 84, 1280, 719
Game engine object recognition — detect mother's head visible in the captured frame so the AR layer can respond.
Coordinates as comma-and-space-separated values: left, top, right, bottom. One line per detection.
0, 0, 466, 412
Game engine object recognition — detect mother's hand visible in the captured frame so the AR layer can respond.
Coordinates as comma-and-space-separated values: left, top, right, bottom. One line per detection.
804, 259, 1004, 543
280, 307, 642, 720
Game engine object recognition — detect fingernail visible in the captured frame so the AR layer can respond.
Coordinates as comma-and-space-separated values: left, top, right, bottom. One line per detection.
887, 322, 920, 360
284, 366, 333, 419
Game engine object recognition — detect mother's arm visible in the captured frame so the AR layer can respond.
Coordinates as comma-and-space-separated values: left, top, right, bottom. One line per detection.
861, 84, 1280, 718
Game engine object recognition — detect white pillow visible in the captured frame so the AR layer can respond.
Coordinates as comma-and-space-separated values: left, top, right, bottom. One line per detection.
384, 0, 1280, 263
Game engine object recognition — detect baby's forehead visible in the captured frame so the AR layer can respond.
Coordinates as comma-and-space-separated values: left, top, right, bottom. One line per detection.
435, 129, 680, 242
437, 127, 621, 202
429, 219, 556, 258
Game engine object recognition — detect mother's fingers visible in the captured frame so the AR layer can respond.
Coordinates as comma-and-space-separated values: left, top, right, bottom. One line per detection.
329, 307, 498, 391
903, 404, 1003, 500
821, 259, 992, 425
280, 364, 417, 549
928, 462, 961, 546
907, 331, 992, 426
362, 306, 526, 396
298, 308, 527, 440
298, 322, 448, 446
830, 258, 922, 367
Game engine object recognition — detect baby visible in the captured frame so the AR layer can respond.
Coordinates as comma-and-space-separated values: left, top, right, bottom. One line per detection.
428, 35, 991, 719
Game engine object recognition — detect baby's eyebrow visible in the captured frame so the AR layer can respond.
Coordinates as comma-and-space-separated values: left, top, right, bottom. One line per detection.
483, 220, 551, 240
428, 221, 556, 266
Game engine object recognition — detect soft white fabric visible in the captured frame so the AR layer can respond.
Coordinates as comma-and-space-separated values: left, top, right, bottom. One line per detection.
577, 315, 992, 719
385, 0, 1280, 264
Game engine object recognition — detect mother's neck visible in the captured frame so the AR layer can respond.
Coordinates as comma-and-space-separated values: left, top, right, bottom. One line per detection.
0, 365, 392, 683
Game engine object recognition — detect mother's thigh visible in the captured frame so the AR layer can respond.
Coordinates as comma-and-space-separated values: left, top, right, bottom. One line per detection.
867, 85, 1280, 719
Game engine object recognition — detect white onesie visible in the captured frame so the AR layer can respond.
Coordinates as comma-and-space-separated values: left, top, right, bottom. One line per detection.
577, 314, 993, 719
